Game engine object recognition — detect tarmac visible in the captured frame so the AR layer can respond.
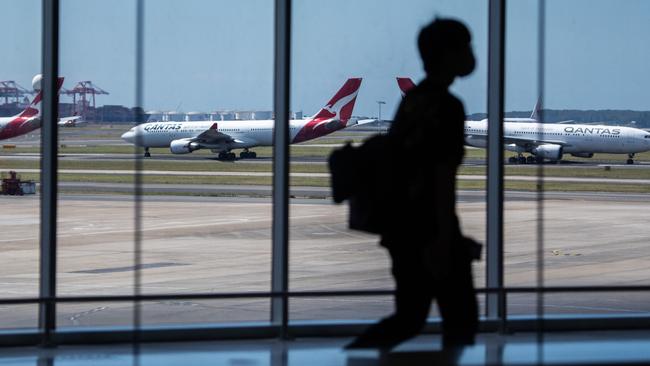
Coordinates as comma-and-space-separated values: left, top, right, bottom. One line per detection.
1, 191, 649, 330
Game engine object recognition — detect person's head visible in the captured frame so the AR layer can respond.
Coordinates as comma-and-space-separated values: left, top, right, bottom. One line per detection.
418, 18, 475, 81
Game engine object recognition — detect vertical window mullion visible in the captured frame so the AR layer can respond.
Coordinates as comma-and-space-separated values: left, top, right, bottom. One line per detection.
271, 0, 291, 339
486, 0, 506, 327
39, 0, 60, 346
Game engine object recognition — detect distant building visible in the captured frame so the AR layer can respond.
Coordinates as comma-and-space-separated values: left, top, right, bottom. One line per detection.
235, 111, 254, 120
59, 103, 76, 118
185, 111, 208, 121
252, 111, 272, 120
96, 104, 133, 122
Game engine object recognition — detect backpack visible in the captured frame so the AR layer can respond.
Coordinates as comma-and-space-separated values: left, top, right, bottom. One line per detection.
328, 134, 392, 234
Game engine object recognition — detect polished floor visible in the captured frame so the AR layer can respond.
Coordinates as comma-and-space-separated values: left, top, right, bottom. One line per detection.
2, 330, 650, 365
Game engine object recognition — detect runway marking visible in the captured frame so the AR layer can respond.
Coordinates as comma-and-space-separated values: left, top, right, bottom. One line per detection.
69, 306, 109, 326
0, 213, 337, 243
510, 303, 648, 313
71, 262, 188, 274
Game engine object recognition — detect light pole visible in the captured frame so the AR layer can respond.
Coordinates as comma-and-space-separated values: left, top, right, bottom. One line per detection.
377, 100, 386, 132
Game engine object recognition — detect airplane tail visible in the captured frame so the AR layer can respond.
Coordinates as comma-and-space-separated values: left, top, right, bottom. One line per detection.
18, 74, 64, 119
396, 77, 416, 97
291, 78, 362, 144
311, 78, 362, 122
530, 98, 541, 121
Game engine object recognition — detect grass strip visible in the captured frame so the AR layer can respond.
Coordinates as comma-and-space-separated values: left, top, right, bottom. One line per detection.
11, 172, 650, 193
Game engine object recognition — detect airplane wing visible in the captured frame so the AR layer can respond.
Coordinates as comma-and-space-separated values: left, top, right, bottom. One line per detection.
19, 116, 41, 130
186, 122, 243, 146
466, 132, 571, 148
349, 118, 379, 126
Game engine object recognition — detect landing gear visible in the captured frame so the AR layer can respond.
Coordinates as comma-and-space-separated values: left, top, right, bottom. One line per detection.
239, 149, 257, 159
627, 153, 635, 165
508, 155, 527, 164
144, 147, 151, 158
508, 154, 544, 164
218, 151, 236, 161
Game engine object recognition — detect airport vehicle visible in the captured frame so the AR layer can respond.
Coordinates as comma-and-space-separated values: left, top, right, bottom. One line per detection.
397, 77, 650, 164
0, 74, 64, 141
121, 78, 371, 159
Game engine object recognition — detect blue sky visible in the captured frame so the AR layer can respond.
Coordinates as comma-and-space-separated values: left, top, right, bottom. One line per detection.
2, 0, 650, 118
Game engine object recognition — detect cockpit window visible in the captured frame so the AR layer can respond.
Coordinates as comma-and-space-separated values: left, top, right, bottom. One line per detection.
645, 134, 650, 139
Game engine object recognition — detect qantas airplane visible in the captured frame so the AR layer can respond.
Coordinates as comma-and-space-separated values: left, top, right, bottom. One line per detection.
397, 77, 650, 164
0, 74, 65, 141
121, 78, 372, 159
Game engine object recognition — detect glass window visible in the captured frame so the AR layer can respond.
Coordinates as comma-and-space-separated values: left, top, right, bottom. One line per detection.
289, 0, 488, 322
0, 0, 41, 330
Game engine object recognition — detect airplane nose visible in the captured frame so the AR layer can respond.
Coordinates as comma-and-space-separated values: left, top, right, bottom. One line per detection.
121, 130, 135, 143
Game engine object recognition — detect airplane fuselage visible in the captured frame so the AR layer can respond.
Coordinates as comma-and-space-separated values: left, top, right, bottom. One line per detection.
464, 120, 650, 157
122, 118, 351, 152
121, 78, 364, 157
0, 115, 41, 141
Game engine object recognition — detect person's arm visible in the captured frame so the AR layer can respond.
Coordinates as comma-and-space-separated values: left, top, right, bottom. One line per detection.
430, 163, 457, 278
429, 95, 465, 278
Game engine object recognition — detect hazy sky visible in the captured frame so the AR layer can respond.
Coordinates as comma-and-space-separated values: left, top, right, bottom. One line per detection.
2, 0, 650, 118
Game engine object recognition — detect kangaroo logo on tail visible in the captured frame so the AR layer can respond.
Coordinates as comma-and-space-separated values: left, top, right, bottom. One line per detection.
293, 78, 362, 143
19, 74, 64, 118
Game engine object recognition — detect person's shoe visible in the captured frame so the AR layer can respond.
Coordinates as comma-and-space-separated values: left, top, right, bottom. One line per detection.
344, 338, 378, 350
344, 338, 395, 351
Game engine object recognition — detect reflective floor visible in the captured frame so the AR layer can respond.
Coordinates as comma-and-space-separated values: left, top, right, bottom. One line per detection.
1, 330, 650, 365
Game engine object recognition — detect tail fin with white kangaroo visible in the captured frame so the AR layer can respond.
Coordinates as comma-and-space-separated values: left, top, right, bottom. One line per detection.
292, 78, 362, 143
311, 78, 362, 122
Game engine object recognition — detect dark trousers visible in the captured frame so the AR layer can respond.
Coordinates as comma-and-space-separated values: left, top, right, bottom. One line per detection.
352, 241, 478, 349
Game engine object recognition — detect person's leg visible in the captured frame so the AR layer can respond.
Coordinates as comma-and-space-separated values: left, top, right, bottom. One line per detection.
346, 245, 433, 350
436, 256, 478, 349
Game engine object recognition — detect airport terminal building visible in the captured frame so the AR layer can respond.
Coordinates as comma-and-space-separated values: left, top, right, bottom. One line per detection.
1, 1, 650, 365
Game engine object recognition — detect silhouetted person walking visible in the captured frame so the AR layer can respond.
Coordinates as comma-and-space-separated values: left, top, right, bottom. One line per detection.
345, 18, 479, 352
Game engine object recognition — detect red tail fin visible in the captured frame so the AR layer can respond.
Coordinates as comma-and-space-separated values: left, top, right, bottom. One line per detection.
396, 77, 416, 97
19, 76, 64, 118
291, 78, 363, 144
312, 78, 362, 121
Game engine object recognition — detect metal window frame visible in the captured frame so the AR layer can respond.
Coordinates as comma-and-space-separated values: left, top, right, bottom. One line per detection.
11, 0, 647, 348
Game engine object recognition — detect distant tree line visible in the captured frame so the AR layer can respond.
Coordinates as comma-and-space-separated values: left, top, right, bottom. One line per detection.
467, 109, 650, 128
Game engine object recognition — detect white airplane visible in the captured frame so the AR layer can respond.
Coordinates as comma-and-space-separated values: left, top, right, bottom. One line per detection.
121, 78, 373, 159
0, 74, 65, 141
397, 77, 650, 164
58, 114, 85, 127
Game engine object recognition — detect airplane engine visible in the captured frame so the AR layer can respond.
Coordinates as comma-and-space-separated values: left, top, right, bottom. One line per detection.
170, 139, 199, 154
570, 152, 594, 158
505, 143, 526, 153
532, 144, 563, 160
